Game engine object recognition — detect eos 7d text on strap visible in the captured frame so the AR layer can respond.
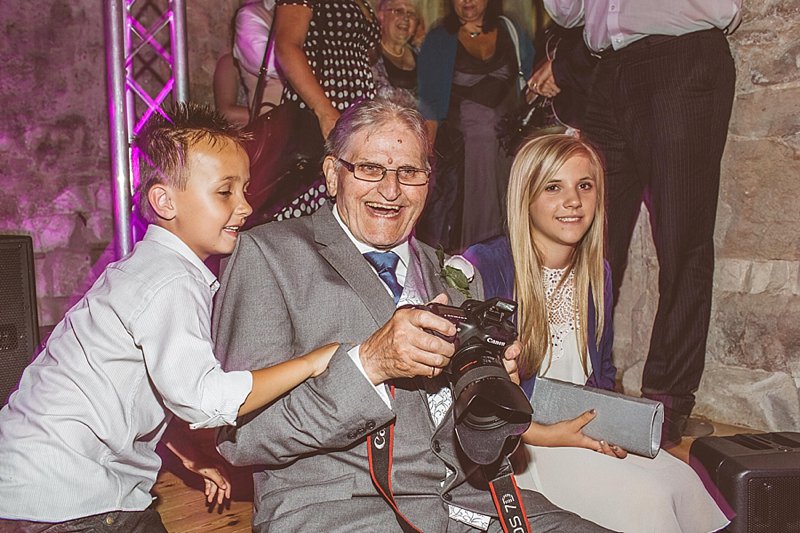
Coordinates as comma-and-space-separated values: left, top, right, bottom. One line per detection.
366, 384, 532, 533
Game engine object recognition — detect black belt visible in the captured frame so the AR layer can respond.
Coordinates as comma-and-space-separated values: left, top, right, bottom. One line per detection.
589, 28, 722, 60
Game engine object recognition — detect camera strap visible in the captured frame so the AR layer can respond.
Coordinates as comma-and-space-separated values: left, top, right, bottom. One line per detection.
367, 385, 532, 533
484, 458, 533, 533
367, 384, 423, 533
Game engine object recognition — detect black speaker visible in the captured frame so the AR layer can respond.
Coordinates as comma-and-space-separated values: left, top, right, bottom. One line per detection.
690, 432, 800, 533
0, 235, 40, 406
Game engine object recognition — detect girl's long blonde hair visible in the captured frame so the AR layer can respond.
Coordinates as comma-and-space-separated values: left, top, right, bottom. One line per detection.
506, 134, 606, 379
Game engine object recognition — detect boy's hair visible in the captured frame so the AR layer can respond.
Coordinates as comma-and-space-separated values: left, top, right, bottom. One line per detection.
134, 102, 250, 223
506, 134, 606, 379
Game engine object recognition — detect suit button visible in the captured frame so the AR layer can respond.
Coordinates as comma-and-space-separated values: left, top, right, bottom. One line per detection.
432, 440, 441, 453
365, 420, 376, 431
442, 493, 452, 501
347, 431, 356, 440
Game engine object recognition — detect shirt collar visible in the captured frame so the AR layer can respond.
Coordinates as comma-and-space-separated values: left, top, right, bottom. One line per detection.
332, 204, 410, 270
143, 225, 219, 290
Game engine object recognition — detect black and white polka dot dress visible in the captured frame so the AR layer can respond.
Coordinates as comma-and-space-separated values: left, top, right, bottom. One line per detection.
275, 0, 381, 220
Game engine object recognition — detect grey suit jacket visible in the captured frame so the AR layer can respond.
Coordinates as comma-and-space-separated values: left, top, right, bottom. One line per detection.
213, 205, 503, 531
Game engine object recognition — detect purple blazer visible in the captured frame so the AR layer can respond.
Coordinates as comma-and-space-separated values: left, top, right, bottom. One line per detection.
463, 236, 616, 398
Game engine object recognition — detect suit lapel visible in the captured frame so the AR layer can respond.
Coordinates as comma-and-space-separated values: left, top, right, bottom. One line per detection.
313, 206, 397, 326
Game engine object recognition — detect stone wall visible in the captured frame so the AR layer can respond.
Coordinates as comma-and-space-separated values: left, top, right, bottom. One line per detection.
0, 0, 237, 325
1, 1, 797, 431
616, 1, 800, 432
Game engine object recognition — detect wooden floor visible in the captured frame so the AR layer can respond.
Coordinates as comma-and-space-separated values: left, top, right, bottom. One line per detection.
153, 452, 254, 533
153, 417, 757, 532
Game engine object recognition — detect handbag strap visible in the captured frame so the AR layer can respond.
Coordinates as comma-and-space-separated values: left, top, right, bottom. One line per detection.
499, 16, 525, 93
249, 9, 279, 124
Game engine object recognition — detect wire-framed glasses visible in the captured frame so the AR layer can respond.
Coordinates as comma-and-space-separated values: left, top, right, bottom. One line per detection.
383, 7, 418, 21
337, 158, 430, 186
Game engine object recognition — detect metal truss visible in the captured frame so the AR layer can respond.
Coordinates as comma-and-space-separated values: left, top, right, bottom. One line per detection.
103, 0, 188, 258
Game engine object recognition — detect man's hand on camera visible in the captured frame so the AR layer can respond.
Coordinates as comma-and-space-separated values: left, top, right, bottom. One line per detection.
360, 293, 456, 384
502, 340, 522, 385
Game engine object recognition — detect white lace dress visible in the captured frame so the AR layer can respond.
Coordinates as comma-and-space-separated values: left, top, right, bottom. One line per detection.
514, 267, 729, 533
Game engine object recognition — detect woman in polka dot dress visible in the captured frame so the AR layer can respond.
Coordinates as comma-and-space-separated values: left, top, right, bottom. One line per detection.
272, 0, 381, 220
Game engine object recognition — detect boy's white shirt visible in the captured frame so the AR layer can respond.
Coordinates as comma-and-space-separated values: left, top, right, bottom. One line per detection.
0, 224, 252, 522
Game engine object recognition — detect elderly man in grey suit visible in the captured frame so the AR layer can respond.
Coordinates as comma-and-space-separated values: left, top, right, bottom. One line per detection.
213, 99, 609, 532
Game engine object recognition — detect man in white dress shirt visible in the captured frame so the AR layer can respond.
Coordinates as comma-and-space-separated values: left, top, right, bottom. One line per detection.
534, 0, 741, 447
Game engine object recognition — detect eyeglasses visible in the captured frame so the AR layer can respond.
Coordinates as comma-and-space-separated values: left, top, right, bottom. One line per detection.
383, 7, 419, 21
337, 158, 430, 186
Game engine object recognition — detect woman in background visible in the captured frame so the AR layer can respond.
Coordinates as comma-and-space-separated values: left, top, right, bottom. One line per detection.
271, 0, 381, 220
372, 0, 421, 107
466, 134, 730, 533
417, 0, 533, 252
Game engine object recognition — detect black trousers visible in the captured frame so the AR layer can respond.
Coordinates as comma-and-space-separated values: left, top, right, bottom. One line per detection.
581, 29, 735, 415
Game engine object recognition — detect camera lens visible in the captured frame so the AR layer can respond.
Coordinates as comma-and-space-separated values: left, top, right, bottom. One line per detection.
427, 297, 533, 465
462, 395, 506, 430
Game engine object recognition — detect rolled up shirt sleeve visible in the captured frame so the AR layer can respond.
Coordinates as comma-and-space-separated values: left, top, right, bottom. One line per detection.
133, 273, 253, 428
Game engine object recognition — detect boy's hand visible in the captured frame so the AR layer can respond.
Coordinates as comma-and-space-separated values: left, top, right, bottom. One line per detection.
308, 343, 339, 377
180, 456, 232, 506
163, 422, 233, 508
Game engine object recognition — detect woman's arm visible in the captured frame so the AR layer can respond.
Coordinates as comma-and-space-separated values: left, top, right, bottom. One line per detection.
213, 53, 250, 128
273, 3, 340, 139
238, 343, 338, 416
522, 410, 626, 458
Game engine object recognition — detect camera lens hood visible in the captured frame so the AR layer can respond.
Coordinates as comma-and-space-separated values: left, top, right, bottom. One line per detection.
453, 378, 532, 465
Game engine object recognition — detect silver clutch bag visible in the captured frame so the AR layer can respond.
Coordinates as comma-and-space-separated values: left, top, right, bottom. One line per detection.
530, 377, 664, 458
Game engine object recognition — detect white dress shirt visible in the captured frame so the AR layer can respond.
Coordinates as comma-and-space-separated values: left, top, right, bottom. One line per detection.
332, 206, 409, 407
0, 225, 252, 521
544, 0, 742, 52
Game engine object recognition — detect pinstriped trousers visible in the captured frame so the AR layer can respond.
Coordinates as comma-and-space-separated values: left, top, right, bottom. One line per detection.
581, 28, 736, 416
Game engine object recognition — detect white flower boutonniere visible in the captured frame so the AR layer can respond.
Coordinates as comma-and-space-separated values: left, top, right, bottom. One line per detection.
436, 246, 475, 298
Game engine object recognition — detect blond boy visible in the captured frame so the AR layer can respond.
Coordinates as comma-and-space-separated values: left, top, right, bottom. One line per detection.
0, 104, 335, 532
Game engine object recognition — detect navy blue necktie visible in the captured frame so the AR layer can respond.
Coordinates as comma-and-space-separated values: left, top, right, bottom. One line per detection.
363, 251, 403, 305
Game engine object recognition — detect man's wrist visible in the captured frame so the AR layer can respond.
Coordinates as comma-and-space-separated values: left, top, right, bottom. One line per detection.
348, 344, 392, 407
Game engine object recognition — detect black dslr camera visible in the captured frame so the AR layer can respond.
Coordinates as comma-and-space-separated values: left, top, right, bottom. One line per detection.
420, 297, 533, 465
